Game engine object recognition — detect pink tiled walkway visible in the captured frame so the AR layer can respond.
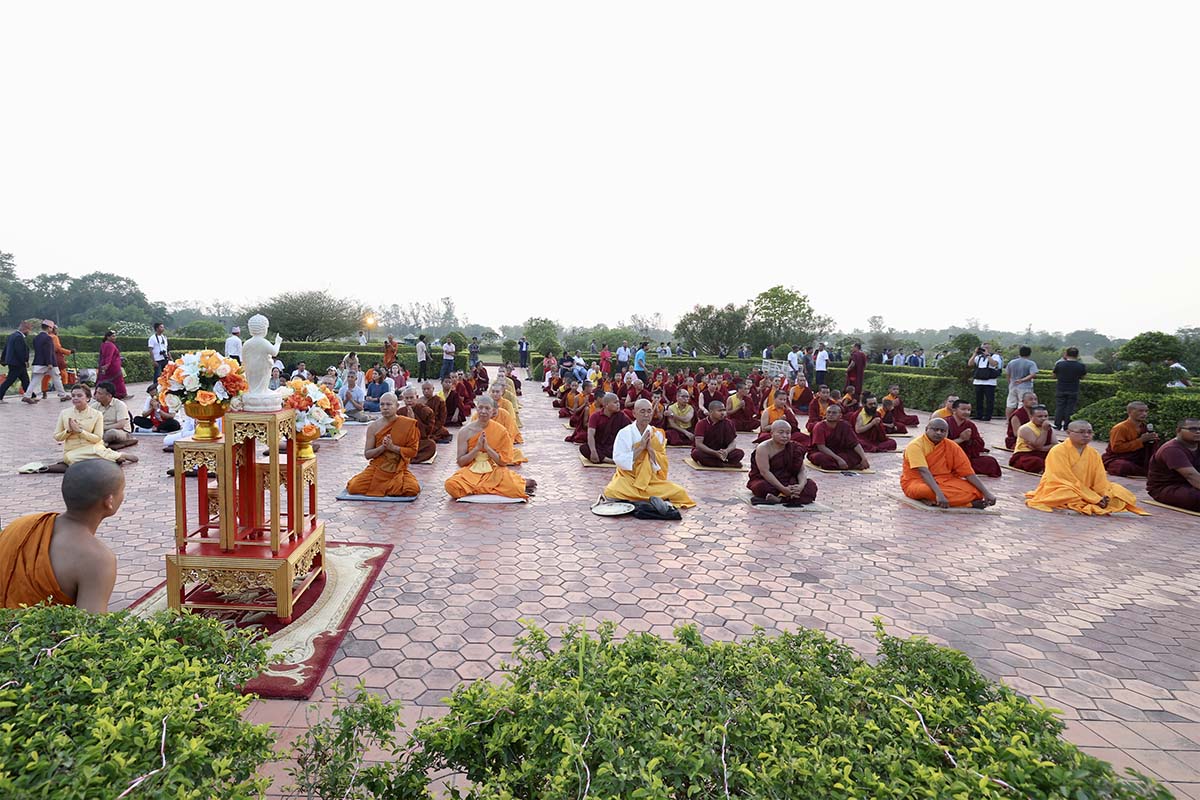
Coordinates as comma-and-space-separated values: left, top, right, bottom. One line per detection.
2, 378, 1198, 796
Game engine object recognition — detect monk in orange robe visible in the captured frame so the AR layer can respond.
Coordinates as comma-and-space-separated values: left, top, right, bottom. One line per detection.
477, 384, 526, 463
383, 335, 398, 368
755, 391, 811, 446
901, 418, 997, 509
806, 385, 840, 433
421, 381, 452, 442
1102, 401, 1160, 477
884, 384, 920, 426
1010, 405, 1056, 473
1025, 421, 1146, 515
946, 400, 1001, 477
1005, 391, 1038, 449
398, 386, 438, 463
852, 394, 897, 453
932, 395, 957, 420
346, 393, 422, 496
444, 396, 535, 500
0, 460, 123, 611
726, 383, 760, 432
840, 386, 861, 420
556, 379, 583, 416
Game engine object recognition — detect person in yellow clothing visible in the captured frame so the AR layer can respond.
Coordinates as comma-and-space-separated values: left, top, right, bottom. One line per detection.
445, 396, 536, 500
1025, 420, 1147, 515
476, 383, 527, 463
496, 370, 522, 428
51, 385, 138, 471
603, 399, 695, 508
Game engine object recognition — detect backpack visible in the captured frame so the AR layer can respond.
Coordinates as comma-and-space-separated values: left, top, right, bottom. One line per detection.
630, 496, 682, 521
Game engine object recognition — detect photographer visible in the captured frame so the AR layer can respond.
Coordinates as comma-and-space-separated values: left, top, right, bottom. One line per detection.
970, 344, 1002, 422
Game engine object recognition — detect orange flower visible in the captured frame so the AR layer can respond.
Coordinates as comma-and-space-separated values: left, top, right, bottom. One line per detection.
301, 423, 319, 437
195, 390, 218, 406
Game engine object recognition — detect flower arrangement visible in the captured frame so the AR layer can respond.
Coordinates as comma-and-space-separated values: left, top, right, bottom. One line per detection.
157, 350, 248, 412
279, 379, 345, 438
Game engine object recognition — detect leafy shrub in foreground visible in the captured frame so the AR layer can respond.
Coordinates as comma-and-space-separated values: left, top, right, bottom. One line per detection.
0, 606, 275, 800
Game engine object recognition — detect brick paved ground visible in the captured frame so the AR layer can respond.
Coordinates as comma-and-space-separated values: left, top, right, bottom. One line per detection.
2, 377, 1198, 797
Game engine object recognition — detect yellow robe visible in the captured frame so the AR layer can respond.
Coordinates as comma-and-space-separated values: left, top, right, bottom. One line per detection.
499, 397, 523, 441
444, 420, 528, 499
54, 406, 121, 464
1025, 441, 1147, 515
603, 427, 696, 508
471, 406, 526, 463
502, 387, 522, 428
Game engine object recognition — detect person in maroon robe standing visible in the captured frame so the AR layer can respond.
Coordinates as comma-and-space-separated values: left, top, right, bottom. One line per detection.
807, 405, 870, 471
748, 420, 819, 506
581, 393, 631, 463
845, 342, 868, 401
852, 395, 898, 453
946, 400, 1001, 477
691, 401, 745, 467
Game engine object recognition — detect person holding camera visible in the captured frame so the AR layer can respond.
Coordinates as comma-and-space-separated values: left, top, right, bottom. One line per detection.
971, 344, 1002, 421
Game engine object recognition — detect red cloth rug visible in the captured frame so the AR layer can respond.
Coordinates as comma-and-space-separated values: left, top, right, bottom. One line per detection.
129, 542, 390, 699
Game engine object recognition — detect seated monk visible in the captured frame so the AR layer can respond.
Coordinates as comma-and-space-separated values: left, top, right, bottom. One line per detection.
901, 418, 997, 509
691, 401, 745, 467
0, 460, 123, 611
726, 382, 760, 432
472, 363, 490, 395
556, 379, 583, 416
852, 394, 898, 453
932, 395, 957, 420
494, 374, 524, 434
664, 389, 697, 446
582, 393, 631, 463
565, 383, 598, 443
839, 386, 861, 420
444, 396, 535, 500
755, 391, 810, 446
807, 405, 870, 471
441, 377, 467, 426
748, 420, 818, 506
421, 381, 452, 442
789, 376, 814, 413
884, 384, 919, 426
52, 385, 138, 471
622, 379, 652, 419
1005, 391, 1038, 449
878, 398, 907, 434
946, 400, 1001, 477
1147, 418, 1200, 511
1025, 421, 1146, 515
398, 386, 438, 463
346, 392, 421, 497
454, 373, 476, 416
1010, 405, 1056, 473
806, 385, 840, 433
1102, 401, 1160, 477
603, 399, 695, 508
476, 383, 526, 463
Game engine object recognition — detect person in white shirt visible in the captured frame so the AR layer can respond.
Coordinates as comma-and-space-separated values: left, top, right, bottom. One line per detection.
814, 345, 830, 388
1168, 362, 1191, 388
440, 340, 457, 379
616, 342, 631, 374
291, 361, 312, 381
786, 346, 801, 381
147, 322, 170, 381
892, 350, 905, 367
415, 335, 429, 381
224, 326, 243, 363
339, 372, 369, 422
358, 330, 368, 346
970, 345, 1003, 422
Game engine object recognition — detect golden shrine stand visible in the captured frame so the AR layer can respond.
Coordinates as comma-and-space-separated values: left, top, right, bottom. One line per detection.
165, 409, 325, 623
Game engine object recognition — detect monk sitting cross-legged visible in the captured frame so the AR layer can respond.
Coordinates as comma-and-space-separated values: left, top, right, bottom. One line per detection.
884, 384, 919, 427
602, 399, 695, 508
726, 382, 760, 432
476, 383, 526, 464
901, 418, 997, 509
1010, 405, 1056, 473
806, 385, 840, 433
444, 396, 535, 500
878, 399, 907, 435
0, 459, 123, 611
346, 392, 421, 497
748, 420, 818, 506
788, 376, 814, 413
932, 395, 957, 421
1147, 418, 1200, 512
441, 377, 467, 427
852, 394, 898, 453
691, 401, 745, 468
582, 392, 631, 464
807, 404, 870, 472
1005, 391, 1039, 449
398, 386, 439, 463
1025, 421, 1146, 515
663, 389, 697, 446
755, 391, 811, 446
946, 400, 1001, 477
421, 381, 452, 443
557, 379, 584, 417
1102, 401, 1160, 477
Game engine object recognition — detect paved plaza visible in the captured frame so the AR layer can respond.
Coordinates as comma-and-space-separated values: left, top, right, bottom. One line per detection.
2, 377, 1198, 796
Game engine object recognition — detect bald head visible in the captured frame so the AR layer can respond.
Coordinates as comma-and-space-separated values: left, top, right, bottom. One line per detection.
770, 419, 791, 433
633, 398, 652, 411
62, 460, 125, 513
380, 391, 398, 404
401, 386, 419, 401
926, 418, 949, 432
602, 392, 619, 404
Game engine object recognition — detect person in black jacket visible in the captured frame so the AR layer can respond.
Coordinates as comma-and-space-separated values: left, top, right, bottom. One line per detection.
31, 320, 68, 399
0, 320, 37, 403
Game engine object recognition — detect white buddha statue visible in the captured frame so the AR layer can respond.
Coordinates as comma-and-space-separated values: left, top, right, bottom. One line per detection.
242, 314, 284, 411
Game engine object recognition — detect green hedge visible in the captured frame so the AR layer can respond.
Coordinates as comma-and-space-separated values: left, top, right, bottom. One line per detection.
864, 369, 1120, 417
1075, 391, 1200, 439
0, 605, 274, 799
69, 352, 155, 384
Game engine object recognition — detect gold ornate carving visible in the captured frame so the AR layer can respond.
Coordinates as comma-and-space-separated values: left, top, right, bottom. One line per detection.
302, 461, 318, 486
277, 420, 293, 441
180, 449, 219, 473
294, 540, 323, 579
232, 421, 268, 445
181, 568, 274, 594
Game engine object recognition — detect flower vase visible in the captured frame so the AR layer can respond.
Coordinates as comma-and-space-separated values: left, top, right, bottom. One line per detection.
294, 426, 321, 460
185, 402, 226, 441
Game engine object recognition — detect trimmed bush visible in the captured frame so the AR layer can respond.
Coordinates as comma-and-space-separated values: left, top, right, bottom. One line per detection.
1075, 391, 1200, 439
0, 605, 275, 799
500, 339, 518, 366
69, 351, 155, 384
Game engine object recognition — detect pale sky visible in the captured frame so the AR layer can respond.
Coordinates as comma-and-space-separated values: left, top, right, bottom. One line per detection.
2, 2, 1196, 339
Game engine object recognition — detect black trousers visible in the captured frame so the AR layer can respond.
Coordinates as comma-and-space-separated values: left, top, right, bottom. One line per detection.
1055, 391, 1079, 429
0, 363, 31, 398
417, 360, 428, 381
974, 385, 996, 421
814, 370, 826, 388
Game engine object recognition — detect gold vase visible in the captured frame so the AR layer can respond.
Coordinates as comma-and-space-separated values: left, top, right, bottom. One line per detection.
294, 426, 321, 460
185, 402, 226, 441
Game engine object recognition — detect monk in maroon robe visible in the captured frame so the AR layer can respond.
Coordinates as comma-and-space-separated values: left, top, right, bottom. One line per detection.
883, 385, 920, 427
807, 405, 870, 471
1005, 391, 1038, 449
879, 399, 908, 434
442, 377, 467, 426
691, 401, 745, 467
581, 393, 631, 463
748, 420, 819, 506
845, 343, 868, 400
1009, 405, 1056, 473
946, 401, 1001, 477
789, 377, 814, 413
755, 391, 811, 447
726, 383, 760, 432
806, 386, 840, 433
852, 394, 898, 453
565, 388, 600, 444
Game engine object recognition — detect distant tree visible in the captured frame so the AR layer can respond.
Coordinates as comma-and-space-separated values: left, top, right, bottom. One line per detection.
745, 286, 834, 351
177, 320, 229, 339
523, 318, 561, 354
673, 303, 749, 355
1177, 327, 1200, 373
250, 291, 365, 342
865, 315, 901, 357
1117, 331, 1184, 393
938, 332, 983, 387
461, 324, 500, 343
498, 324, 524, 341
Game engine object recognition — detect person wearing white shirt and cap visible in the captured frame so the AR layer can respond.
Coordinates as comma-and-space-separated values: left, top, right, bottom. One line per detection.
224, 326, 243, 363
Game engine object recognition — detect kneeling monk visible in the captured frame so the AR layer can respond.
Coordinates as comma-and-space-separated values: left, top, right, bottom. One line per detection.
1010, 405, 1056, 473
1025, 421, 1146, 515
346, 392, 421, 497
807, 405, 870, 471
444, 396, 535, 500
691, 401, 745, 467
0, 460, 123, 611
603, 399, 695, 508
748, 420, 818, 506
901, 418, 997, 509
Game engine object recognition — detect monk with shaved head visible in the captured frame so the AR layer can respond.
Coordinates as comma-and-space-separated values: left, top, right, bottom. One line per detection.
1026, 421, 1146, 515
748, 419, 818, 506
901, 418, 996, 509
444, 396, 535, 500
583, 392, 631, 464
1102, 401, 1160, 477
399, 386, 438, 464
691, 400, 745, 467
603, 399, 694, 507
346, 392, 421, 497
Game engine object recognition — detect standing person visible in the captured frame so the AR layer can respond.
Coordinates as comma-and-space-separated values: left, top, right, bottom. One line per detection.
814, 343, 829, 389
147, 322, 170, 382
1052, 347, 1087, 430
31, 321, 68, 400
439, 337, 457, 379
599, 343, 612, 377
50, 324, 72, 393
468, 337, 481, 368
224, 326, 242, 363
357, 330, 368, 346
786, 345, 801, 382
633, 342, 648, 384
0, 319, 36, 403
802, 346, 815, 386
96, 330, 128, 399
616, 341, 631, 376
518, 336, 530, 373
1004, 346, 1039, 422
415, 334, 429, 381
383, 335, 398, 369
970, 344, 1001, 422
845, 343, 867, 400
